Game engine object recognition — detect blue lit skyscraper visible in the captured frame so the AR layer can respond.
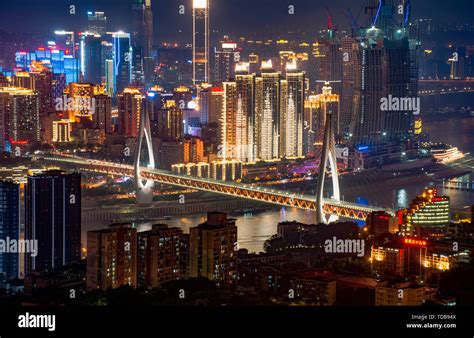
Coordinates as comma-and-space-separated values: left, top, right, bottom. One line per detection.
113, 32, 132, 95
0, 181, 20, 281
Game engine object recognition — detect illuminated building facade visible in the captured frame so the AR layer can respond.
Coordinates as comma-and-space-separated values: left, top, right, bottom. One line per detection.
213, 41, 239, 85
403, 237, 428, 281
0, 87, 40, 145
132, 0, 154, 87
155, 100, 183, 140
221, 63, 256, 162
205, 87, 223, 125
280, 64, 305, 158
92, 94, 113, 134
192, 0, 210, 85
80, 32, 103, 85
118, 87, 144, 137
13, 70, 53, 117
197, 83, 212, 124
15, 47, 79, 84
210, 160, 243, 181
371, 244, 404, 277
112, 32, 132, 95
87, 11, 107, 36
143, 0, 154, 87
375, 281, 429, 306
52, 120, 71, 143
190, 212, 237, 285
256, 60, 281, 161
87, 223, 137, 291
222, 81, 237, 159
62, 82, 107, 121
402, 188, 450, 236
303, 95, 319, 156
138, 224, 189, 288
172, 162, 210, 178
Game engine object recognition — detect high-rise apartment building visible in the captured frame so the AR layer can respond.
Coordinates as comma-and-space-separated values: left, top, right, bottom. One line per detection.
0, 87, 40, 146
256, 60, 281, 161
190, 212, 237, 285
138, 224, 189, 288
87, 223, 137, 291
280, 64, 305, 158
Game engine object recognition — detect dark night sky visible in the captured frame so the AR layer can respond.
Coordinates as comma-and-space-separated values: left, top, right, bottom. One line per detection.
0, 0, 473, 41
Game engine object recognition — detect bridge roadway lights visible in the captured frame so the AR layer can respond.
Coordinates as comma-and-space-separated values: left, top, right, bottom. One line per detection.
44, 156, 385, 221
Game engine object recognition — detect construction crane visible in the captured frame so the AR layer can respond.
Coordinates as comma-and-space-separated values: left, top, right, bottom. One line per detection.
346, 4, 365, 37
404, 0, 411, 27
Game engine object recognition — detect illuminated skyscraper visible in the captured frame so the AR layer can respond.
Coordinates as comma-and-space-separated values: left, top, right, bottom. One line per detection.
280, 62, 305, 158
92, 94, 113, 134
113, 32, 132, 95
256, 60, 281, 161
156, 100, 183, 140
197, 83, 212, 124
117, 87, 144, 137
105, 59, 114, 95
87, 11, 107, 36
349, 1, 418, 147
80, 33, 103, 85
193, 0, 210, 85
144, 0, 154, 87
221, 62, 256, 162
0, 87, 40, 146
13, 69, 52, 117
222, 81, 237, 159
132, 0, 146, 87
208, 87, 223, 125
213, 41, 239, 85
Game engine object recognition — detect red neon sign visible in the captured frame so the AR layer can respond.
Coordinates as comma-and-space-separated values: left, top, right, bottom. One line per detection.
403, 238, 427, 247
9, 139, 28, 145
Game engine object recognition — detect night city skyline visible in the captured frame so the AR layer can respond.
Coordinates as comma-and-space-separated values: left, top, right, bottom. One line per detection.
1, 0, 474, 38
0, 0, 473, 336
